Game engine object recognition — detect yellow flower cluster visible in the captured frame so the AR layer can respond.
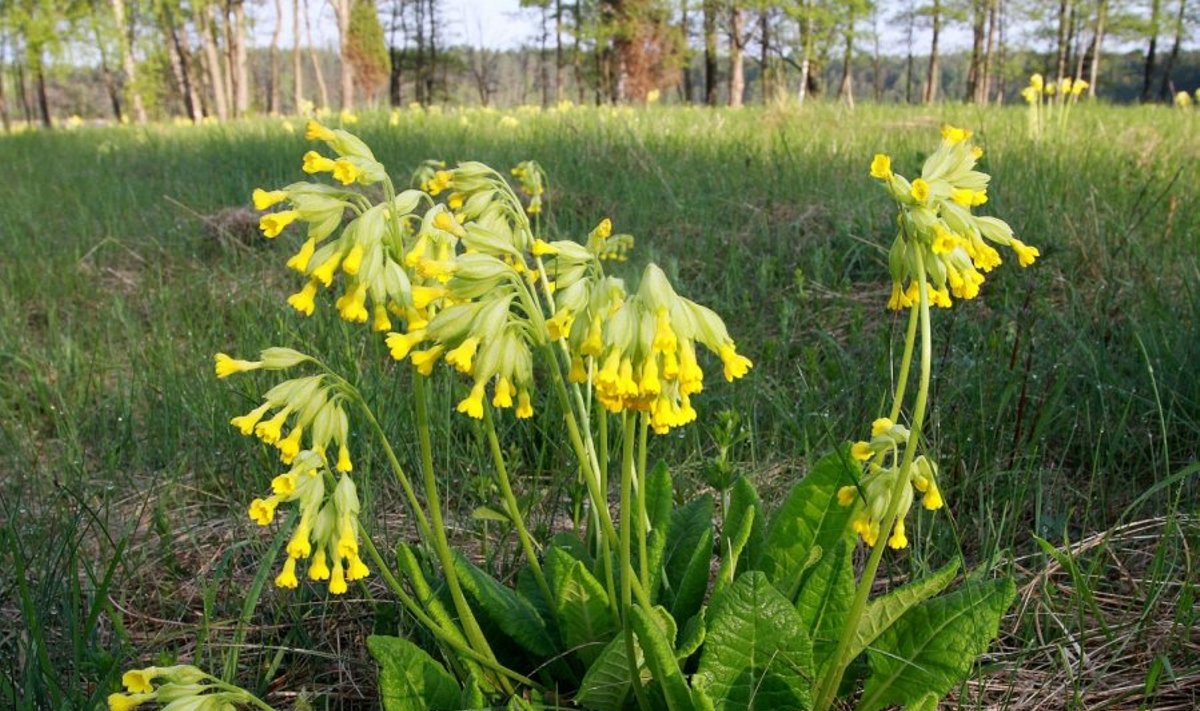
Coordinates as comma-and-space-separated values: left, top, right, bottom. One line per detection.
254, 466, 369, 594
870, 125, 1039, 311
511, 160, 546, 215
1021, 73, 1088, 104
219, 362, 355, 471
555, 263, 753, 434
108, 665, 236, 711
838, 418, 944, 549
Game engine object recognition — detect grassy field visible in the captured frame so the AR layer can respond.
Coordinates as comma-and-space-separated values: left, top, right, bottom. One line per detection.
2, 102, 1199, 709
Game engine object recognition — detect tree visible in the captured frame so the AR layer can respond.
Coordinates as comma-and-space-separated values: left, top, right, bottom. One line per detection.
1141, 0, 1161, 100
1157, 0, 1190, 100
702, 0, 717, 104
923, 0, 942, 103
346, 0, 390, 105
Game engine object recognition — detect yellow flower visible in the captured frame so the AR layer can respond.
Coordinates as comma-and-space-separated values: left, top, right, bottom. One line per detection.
122, 668, 157, 694
331, 159, 361, 185
1029, 73, 1044, 91
488, 377, 513, 408
1010, 238, 1040, 267
457, 381, 487, 419
341, 245, 365, 275
287, 238, 317, 273
546, 309, 575, 341
871, 418, 894, 437
308, 549, 331, 580
230, 402, 272, 435
851, 441, 873, 461
259, 210, 299, 238
335, 284, 369, 323
531, 239, 558, 256
932, 227, 959, 254
516, 389, 534, 419
447, 192, 465, 211
252, 188, 288, 211
108, 693, 153, 711
950, 188, 975, 208
275, 556, 300, 588
214, 353, 262, 378
311, 253, 343, 287
302, 150, 336, 174
652, 308, 677, 354
371, 304, 392, 332
910, 179, 930, 203
346, 553, 370, 581
887, 283, 913, 311
410, 285, 447, 310
718, 342, 752, 381
922, 483, 944, 510
255, 408, 290, 444
446, 337, 481, 374
305, 119, 336, 142
567, 355, 587, 384
837, 485, 857, 507
869, 154, 892, 179
581, 316, 604, 357
287, 281, 319, 316
594, 218, 613, 239
411, 346, 445, 376
277, 426, 304, 463
249, 497, 278, 525
336, 444, 353, 472
887, 519, 908, 549
385, 329, 426, 360
940, 124, 972, 144
329, 559, 348, 594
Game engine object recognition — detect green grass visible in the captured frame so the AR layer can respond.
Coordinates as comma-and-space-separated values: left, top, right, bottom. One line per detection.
1, 102, 1198, 709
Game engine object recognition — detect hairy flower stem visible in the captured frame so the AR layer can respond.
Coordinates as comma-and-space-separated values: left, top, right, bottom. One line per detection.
814, 252, 933, 711
621, 413, 652, 711
636, 414, 650, 594
482, 405, 553, 605
359, 532, 540, 690
412, 374, 510, 693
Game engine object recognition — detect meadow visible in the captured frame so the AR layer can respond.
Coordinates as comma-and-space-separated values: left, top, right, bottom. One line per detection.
2, 102, 1198, 709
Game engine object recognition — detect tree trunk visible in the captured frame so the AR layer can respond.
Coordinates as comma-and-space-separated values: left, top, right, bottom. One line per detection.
112, 0, 147, 123
555, 0, 564, 102
837, 10, 854, 106
35, 59, 51, 128
1087, 0, 1106, 98
966, 0, 985, 101
681, 0, 692, 102
904, 0, 914, 103
798, 10, 813, 104
304, 0, 330, 109
1054, 0, 1070, 84
93, 17, 124, 120
872, 4, 883, 101
540, 3, 550, 106
232, 0, 250, 114
574, 1, 585, 103
923, 0, 940, 104
759, 9, 770, 103
981, 0, 998, 103
703, 0, 717, 105
1141, 0, 1161, 101
1158, 0, 1186, 100
197, 4, 230, 120
268, 0, 283, 114
220, 4, 236, 114
335, 0, 353, 110
728, 6, 744, 107
0, 33, 9, 131
293, 0, 304, 111
17, 60, 34, 124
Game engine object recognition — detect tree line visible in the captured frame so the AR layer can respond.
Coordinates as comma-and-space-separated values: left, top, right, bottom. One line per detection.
0, 0, 1196, 128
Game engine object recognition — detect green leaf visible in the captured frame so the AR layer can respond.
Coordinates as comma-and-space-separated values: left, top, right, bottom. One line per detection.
644, 460, 674, 602
760, 450, 858, 601
794, 540, 854, 671
694, 571, 814, 710
858, 577, 1016, 711
664, 494, 713, 592
670, 526, 713, 624
394, 544, 486, 683
728, 475, 765, 571
905, 692, 940, 711
551, 549, 617, 665
453, 551, 557, 658
631, 606, 693, 711
367, 635, 461, 711
676, 609, 706, 661
459, 674, 485, 709
575, 607, 678, 711
715, 503, 755, 597
847, 560, 960, 664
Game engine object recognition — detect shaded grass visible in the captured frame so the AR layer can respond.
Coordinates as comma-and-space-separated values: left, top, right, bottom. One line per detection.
1, 102, 1198, 709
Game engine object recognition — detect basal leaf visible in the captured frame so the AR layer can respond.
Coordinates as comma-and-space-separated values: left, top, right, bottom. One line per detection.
664, 495, 713, 593
858, 577, 1016, 711
554, 554, 617, 665
644, 461, 674, 602
631, 606, 693, 711
676, 609, 706, 661
760, 450, 858, 601
728, 475, 765, 572
575, 607, 676, 711
848, 560, 960, 664
794, 540, 854, 672
671, 526, 714, 624
367, 635, 461, 711
453, 551, 557, 658
694, 571, 814, 710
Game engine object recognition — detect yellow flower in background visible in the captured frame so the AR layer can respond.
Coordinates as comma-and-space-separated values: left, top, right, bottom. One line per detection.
940, 124, 972, 144
870, 154, 892, 179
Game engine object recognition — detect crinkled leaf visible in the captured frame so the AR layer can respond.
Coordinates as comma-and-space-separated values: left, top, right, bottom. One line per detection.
905, 692, 941, 711
676, 609, 706, 661
552, 551, 617, 665
694, 571, 814, 710
848, 560, 960, 663
367, 635, 461, 711
453, 551, 556, 658
664, 495, 713, 594
576, 607, 676, 711
760, 449, 857, 600
728, 475, 765, 572
715, 503, 755, 598
631, 606, 693, 711
643, 461, 674, 602
670, 526, 713, 624
794, 540, 854, 672
858, 577, 1016, 711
